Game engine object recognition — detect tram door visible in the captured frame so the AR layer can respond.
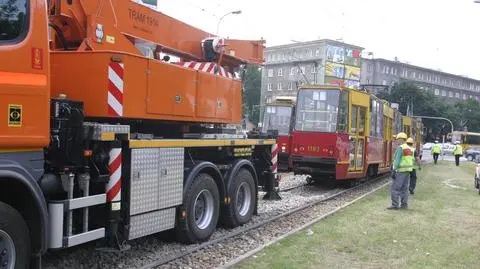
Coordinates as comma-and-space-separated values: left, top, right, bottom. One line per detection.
384, 116, 393, 167
349, 105, 367, 171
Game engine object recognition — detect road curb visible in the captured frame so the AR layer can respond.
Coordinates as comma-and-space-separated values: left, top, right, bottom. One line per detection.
219, 180, 392, 269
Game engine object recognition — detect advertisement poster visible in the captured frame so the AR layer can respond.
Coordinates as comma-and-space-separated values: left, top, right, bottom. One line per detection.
345, 80, 360, 89
326, 45, 345, 63
345, 66, 361, 81
325, 77, 344, 87
325, 62, 345, 79
344, 48, 361, 67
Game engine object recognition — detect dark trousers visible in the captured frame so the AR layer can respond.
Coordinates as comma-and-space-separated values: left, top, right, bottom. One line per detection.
433, 153, 439, 164
455, 154, 461, 166
391, 171, 410, 208
409, 169, 417, 191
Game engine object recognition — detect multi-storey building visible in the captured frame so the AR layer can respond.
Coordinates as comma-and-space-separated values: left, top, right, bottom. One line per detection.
361, 58, 480, 101
260, 39, 363, 123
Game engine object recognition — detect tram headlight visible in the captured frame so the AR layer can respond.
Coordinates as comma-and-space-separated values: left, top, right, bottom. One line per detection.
281, 146, 286, 152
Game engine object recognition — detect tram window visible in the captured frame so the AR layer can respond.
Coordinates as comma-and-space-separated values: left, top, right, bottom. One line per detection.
338, 90, 349, 132
358, 107, 366, 136
370, 101, 377, 137
262, 106, 293, 135
370, 100, 384, 138
351, 106, 358, 134
295, 89, 340, 132
377, 103, 384, 138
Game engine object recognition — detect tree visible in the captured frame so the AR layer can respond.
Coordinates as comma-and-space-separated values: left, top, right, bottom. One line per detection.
454, 99, 480, 132
241, 65, 262, 125
376, 81, 456, 138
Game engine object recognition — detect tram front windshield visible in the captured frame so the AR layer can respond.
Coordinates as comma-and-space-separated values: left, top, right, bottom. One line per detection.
262, 106, 293, 135
295, 89, 340, 133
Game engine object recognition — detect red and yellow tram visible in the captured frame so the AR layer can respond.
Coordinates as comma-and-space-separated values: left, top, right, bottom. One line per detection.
290, 85, 418, 183
261, 96, 296, 171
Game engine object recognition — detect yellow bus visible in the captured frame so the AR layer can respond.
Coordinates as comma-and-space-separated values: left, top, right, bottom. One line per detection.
450, 131, 480, 150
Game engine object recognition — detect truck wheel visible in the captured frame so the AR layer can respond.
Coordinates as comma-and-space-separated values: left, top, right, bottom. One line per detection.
221, 169, 255, 228
0, 202, 30, 269
176, 173, 219, 243
468, 155, 474, 161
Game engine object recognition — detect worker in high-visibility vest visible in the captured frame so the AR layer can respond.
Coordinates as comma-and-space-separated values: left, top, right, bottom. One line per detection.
431, 141, 441, 165
407, 138, 421, 195
454, 141, 463, 166
388, 132, 413, 210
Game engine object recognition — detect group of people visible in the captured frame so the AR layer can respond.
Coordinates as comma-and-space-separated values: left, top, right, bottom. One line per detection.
388, 135, 464, 210
431, 140, 463, 166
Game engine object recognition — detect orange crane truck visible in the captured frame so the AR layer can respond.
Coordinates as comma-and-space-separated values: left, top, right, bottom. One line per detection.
0, 1, 278, 268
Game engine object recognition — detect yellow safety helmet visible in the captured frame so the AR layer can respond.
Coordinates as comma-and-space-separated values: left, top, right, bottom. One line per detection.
396, 132, 408, 140
406, 138, 414, 144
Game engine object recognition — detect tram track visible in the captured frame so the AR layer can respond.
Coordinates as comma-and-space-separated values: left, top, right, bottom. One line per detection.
41, 173, 391, 269
138, 174, 391, 269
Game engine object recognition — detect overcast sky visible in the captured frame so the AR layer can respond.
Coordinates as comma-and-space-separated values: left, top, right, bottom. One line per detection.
157, 0, 480, 80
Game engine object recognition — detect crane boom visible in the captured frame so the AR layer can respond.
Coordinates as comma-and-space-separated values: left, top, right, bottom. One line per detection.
49, 0, 265, 65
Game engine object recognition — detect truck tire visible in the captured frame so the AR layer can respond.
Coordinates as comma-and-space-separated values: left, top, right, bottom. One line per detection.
176, 173, 219, 243
221, 169, 255, 228
0, 202, 30, 269
468, 155, 474, 161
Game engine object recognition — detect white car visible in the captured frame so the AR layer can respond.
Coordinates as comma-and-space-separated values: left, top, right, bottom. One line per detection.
441, 143, 456, 155
422, 143, 434, 150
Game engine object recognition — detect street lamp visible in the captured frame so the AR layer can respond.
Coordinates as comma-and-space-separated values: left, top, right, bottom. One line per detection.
216, 10, 242, 36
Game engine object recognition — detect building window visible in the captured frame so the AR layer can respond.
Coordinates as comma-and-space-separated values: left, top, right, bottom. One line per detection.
368, 64, 373, 72
267, 83, 272, 91
300, 66, 306, 74
289, 82, 294, 90
463, 94, 467, 100
308, 49, 313, 57
449, 91, 453, 97
434, 89, 440, 95
382, 65, 386, 74
441, 90, 446, 97
266, 96, 272, 104
278, 68, 283, 77
315, 49, 320, 57
412, 71, 416, 79
382, 80, 387, 85
268, 69, 274, 77
311, 65, 316, 73
277, 83, 283, 91
290, 67, 296, 75
455, 92, 460, 98
366, 79, 371, 84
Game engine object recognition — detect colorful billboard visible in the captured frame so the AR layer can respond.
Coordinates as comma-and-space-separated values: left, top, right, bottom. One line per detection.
325, 62, 344, 79
326, 45, 361, 67
345, 65, 361, 81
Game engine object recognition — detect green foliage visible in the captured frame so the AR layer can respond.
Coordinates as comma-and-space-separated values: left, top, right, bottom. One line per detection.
377, 80, 480, 135
241, 66, 262, 125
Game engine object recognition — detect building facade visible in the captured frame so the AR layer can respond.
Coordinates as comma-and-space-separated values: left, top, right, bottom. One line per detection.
260, 39, 363, 123
361, 58, 480, 101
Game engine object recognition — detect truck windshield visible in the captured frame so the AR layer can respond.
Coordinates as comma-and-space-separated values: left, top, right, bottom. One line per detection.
295, 89, 340, 133
262, 106, 293, 135
0, 0, 28, 42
